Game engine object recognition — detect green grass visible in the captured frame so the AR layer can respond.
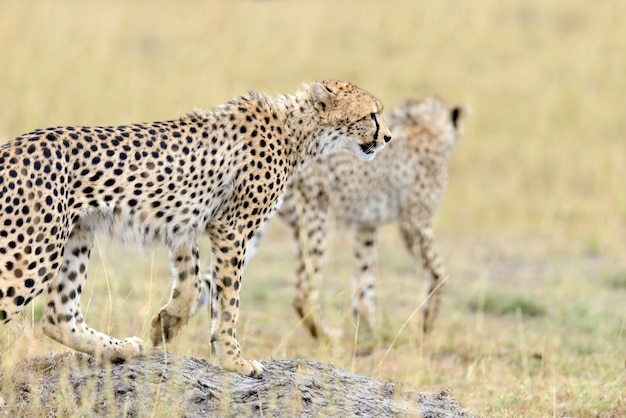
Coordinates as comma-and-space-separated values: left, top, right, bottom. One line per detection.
604, 272, 626, 290
1, 0, 626, 416
467, 291, 547, 318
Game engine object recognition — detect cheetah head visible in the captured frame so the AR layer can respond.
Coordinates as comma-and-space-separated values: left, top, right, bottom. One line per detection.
400, 96, 470, 157
301, 80, 391, 161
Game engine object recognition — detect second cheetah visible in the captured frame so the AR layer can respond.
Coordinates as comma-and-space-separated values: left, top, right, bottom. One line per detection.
242, 96, 468, 341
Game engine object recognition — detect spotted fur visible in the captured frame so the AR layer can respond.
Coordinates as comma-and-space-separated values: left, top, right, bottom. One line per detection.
243, 96, 468, 340
0, 80, 391, 377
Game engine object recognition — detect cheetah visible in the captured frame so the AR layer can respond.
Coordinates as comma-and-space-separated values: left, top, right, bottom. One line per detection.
0, 80, 391, 378
242, 96, 468, 340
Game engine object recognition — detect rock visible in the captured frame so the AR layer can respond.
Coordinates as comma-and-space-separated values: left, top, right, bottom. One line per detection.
0, 350, 475, 417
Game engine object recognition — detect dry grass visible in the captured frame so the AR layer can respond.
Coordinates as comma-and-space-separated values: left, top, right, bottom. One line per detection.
1, 0, 625, 416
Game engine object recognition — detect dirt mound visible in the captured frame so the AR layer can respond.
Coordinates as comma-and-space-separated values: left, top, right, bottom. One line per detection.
0, 350, 475, 417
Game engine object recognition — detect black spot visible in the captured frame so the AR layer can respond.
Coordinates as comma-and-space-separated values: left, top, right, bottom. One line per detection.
89, 171, 103, 182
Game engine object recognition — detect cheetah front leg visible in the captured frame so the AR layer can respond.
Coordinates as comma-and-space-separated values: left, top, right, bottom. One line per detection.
351, 225, 378, 338
288, 190, 341, 341
196, 224, 259, 331
208, 225, 263, 378
42, 222, 143, 362
150, 243, 202, 346
399, 214, 447, 334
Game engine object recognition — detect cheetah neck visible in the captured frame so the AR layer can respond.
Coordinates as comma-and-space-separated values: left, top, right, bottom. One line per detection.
189, 91, 333, 178
272, 93, 334, 176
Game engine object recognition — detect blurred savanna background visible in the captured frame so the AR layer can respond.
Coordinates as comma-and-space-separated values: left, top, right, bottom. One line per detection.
0, 0, 624, 416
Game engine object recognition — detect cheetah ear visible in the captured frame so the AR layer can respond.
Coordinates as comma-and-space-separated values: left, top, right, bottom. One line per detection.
310, 81, 336, 112
450, 107, 462, 129
450, 105, 470, 130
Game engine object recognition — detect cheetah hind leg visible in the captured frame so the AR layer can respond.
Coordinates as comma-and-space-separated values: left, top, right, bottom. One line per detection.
41, 222, 143, 362
150, 243, 202, 346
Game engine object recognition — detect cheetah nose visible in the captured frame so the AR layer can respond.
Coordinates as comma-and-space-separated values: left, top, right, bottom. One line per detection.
383, 134, 391, 143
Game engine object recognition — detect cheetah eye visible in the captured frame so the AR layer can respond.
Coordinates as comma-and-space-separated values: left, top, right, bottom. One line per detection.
370, 113, 380, 127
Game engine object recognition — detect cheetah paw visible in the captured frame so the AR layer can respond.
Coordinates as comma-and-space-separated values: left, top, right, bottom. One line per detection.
302, 317, 343, 343
121, 336, 144, 356
105, 336, 144, 363
150, 310, 186, 346
321, 325, 344, 342
222, 356, 264, 379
